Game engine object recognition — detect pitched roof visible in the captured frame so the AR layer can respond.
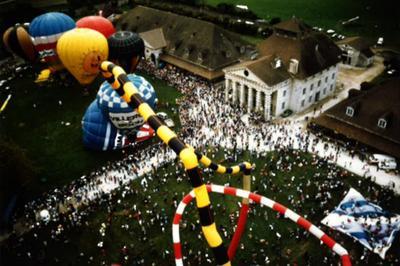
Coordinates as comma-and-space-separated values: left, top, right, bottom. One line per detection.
226, 55, 290, 86
257, 18, 341, 80
337, 36, 374, 58
313, 78, 400, 158
139, 28, 167, 50
116, 6, 252, 72
274, 17, 312, 35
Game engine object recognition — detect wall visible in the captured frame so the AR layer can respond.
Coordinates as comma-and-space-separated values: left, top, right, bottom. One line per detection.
289, 64, 338, 112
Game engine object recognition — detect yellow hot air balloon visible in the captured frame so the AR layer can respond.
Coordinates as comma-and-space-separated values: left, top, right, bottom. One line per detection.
57, 28, 108, 85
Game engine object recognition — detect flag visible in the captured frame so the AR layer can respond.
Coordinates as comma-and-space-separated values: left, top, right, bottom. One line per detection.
321, 188, 400, 259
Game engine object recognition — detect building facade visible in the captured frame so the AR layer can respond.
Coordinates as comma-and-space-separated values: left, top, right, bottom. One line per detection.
224, 18, 341, 120
313, 79, 400, 159
224, 59, 338, 120
139, 28, 167, 67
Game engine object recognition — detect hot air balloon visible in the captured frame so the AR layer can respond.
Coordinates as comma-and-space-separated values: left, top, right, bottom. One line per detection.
82, 100, 130, 151
57, 28, 108, 85
136, 124, 155, 143
76, 16, 116, 38
3, 23, 37, 62
29, 12, 75, 71
108, 31, 144, 73
96, 73, 157, 132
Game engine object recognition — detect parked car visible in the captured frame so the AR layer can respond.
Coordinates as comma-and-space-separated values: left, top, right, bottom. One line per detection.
378, 160, 397, 172
280, 109, 293, 118
368, 154, 395, 164
157, 112, 175, 128
368, 154, 397, 171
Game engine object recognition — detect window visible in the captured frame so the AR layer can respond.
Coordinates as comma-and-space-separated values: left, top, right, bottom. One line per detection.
310, 84, 314, 91
301, 99, 305, 107
302, 88, 306, 95
323, 88, 326, 95
330, 84, 334, 91
309, 96, 312, 103
318, 80, 321, 86
325, 76, 328, 83
378, 118, 387, 129
332, 73, 335, 79
283, 90, 287, 97
346, 106, 354, 117
244, 70, 249, 76
281, 102, 285, 110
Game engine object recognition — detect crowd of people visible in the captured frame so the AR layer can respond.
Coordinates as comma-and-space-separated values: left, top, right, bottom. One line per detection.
3, 59, 400, 265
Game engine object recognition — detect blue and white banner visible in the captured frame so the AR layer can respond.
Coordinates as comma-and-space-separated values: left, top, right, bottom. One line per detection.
321, 188, 400, 259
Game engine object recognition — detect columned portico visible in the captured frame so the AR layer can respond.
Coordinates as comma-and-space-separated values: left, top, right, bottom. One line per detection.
239, 84, 245, 107
225, 79, 233, 102
232, 82, 240, 104
255, 90, 262, 111
247, 87, 253, 113
264, 92, 271, 120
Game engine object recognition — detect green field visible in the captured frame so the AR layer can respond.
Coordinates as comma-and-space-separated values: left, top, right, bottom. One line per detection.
0, 68, 182, 199
2, 149, 399, 265
206, 0, 400, 46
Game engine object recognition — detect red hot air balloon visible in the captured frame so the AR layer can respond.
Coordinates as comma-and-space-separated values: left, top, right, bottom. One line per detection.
76, 16, 116, 38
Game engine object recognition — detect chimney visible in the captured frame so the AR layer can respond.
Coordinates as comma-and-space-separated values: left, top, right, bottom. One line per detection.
288, 58, 299, 74
272, 57, 282, 69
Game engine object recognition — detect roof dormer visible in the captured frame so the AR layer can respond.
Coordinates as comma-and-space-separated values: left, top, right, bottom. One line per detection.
377, 112, 392, 129
345, 101, 360, 117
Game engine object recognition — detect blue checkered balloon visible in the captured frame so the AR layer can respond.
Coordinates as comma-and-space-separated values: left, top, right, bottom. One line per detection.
96, 73, 157, 131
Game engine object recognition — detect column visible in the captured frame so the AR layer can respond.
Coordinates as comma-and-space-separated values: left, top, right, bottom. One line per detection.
247, 87, 253, 113
264, 92, 271, 121
224, 79, 229, 102
232, 82, 238, 104
240, 84, 245, 107
255, 90, 261, 111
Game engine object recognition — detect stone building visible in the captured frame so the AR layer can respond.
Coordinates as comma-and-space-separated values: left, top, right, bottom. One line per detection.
337, 36, 374, 67
224, 18, 342, 120
313, 79, 400, 159
116, 6, 255, 83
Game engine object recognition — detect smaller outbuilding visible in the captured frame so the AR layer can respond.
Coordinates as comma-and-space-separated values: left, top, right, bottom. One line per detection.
139, 28, 167, 67
337, 36, 374, 67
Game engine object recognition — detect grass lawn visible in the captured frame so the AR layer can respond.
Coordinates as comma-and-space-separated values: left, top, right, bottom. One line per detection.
2, 149, 399, 265
0, 68, 182, 200
206, 0, 400, 46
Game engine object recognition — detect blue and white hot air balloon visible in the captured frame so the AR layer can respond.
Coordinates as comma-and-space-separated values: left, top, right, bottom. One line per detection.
96, 73, 157, 133
82, 100, 130, 151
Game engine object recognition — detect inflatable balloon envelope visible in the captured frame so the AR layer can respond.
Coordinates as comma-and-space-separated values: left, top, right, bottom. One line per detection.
82, 100, 130, 151
96, 73, 157, 132
76, 16, 116, 38
108, 31, 144, 73
57, 28, 108, 85
136, 124, 155, 143
29, 12, 75, 71
3, 23, 37, 62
